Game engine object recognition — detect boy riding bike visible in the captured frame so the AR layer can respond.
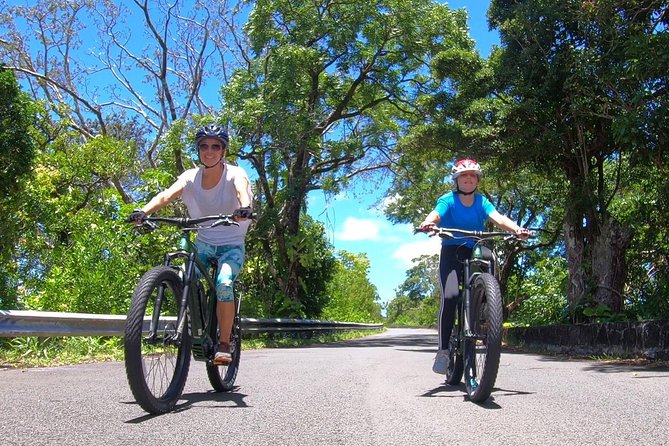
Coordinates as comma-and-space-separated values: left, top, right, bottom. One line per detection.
419, 158, 529, 374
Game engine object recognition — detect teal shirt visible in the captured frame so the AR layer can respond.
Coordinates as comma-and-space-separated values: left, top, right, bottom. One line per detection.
433, 192, 496, 247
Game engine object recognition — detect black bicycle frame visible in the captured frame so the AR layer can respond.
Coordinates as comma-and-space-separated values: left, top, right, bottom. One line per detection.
146, 230, 219, 360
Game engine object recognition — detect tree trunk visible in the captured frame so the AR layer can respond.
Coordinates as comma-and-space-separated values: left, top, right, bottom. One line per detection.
591, 213, 633, 313
564, 218, 586, 309
564, 211, 633, 314
283, 194, 304, 305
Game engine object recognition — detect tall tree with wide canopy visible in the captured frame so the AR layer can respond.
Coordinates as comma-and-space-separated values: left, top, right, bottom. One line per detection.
221, 0, 477, 308
486, 0, 668, 314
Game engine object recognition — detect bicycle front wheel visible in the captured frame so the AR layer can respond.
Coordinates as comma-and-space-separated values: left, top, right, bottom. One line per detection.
124, 266, 192, 414
464, 272, 503, 403
206, 321, 241, 391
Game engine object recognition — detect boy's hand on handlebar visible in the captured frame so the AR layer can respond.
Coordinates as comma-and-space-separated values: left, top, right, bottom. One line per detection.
417, 221, 437, 235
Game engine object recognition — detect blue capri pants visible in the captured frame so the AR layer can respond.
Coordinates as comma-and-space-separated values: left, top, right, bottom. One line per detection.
194, 239, 245, 302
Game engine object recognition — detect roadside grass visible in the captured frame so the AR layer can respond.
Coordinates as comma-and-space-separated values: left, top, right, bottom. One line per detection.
0, 328, 386, 369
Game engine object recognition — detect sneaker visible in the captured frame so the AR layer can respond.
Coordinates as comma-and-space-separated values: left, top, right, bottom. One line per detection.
468, 378, 479, 391
213, 343, 232, 366
432, 349, 450, 374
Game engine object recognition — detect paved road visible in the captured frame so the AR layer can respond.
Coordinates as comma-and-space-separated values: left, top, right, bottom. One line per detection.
1, 328, 668, 445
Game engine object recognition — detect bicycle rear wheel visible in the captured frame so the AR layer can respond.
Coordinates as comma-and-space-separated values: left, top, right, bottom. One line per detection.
464, 272, 503, 403
207, 320, 241, 391
445, 322, 464, 385
124, 266, 192, 414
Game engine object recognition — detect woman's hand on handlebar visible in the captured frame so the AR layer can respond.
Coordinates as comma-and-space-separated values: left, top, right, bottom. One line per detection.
515, 227, 531, 240
232, 206, 254, 222
126, 209, 147, 226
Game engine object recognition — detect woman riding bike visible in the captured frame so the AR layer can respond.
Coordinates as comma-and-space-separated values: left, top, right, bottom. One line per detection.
129, 124, 253, 365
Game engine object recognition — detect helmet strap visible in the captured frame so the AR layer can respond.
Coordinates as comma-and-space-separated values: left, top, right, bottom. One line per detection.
455, 186, 477, 196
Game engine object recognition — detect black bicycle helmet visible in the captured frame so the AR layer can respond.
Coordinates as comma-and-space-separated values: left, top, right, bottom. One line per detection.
195, 124, 229, 149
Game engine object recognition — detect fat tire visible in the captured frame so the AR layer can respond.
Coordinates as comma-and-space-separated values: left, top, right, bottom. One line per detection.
206, 322, 241, 391
124, 266, 192, 414
445, 327, 464, 385
465, 272, 503, 403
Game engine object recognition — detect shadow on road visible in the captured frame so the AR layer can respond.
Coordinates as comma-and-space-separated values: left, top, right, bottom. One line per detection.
123, 388, 250, 423
420, 382, 534, 409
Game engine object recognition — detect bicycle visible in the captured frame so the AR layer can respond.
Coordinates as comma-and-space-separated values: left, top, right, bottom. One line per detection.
416, 226, 525, 403
124, 213, 250, 414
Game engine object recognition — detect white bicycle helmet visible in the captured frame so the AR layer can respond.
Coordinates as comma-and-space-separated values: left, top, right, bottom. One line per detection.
451, 158, 482, 181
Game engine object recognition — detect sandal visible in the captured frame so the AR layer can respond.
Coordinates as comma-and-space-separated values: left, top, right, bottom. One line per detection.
213, 343, 232, 365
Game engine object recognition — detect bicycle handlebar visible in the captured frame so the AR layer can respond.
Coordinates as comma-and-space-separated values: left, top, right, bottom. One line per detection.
414, 226, 527, 241
129, 213, 257, 231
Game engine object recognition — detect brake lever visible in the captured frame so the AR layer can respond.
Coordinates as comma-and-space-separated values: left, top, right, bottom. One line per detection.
143, 220, 159, 231
438, 230, 454, 239
211, 218, 239, 228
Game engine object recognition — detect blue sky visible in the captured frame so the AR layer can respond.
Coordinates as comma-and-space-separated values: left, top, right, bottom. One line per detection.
308, 1, 499, 308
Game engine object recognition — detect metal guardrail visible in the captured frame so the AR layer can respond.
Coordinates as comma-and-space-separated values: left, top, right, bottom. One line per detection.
0, 310, 383, 338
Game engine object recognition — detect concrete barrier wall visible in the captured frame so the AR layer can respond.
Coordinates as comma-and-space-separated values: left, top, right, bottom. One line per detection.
504, 320, 669, 360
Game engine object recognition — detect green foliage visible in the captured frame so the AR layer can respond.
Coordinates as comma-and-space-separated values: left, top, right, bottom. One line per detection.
507, 257, 569, 327
581, 303, 626, 323
321, 251, 383, 323
11, 120, 156, 315
386, 254, 440, 326
4, 0, 669, 328
242, 215, 337, 318
386, 294, 439, 327
396, 254, 440, 301
0, 66, 35, 197
609, 159, 669, 320
484, 0, 669, 312
0, 67, 37, 309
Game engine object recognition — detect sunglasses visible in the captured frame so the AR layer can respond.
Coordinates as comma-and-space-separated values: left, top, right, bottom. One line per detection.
198, 143, 223, 151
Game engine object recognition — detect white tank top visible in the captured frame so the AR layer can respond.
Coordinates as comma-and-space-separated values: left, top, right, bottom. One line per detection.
176, 163, 253, 246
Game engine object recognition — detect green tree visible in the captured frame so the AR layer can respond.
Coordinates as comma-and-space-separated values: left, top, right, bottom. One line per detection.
396, 254, 440, 302
0, 66, 37, 309
386, 254, 440, 326
243, 215, 337, 318
322, 251, 382, 323
485, 0, 669, 315
222, 0, 477, 309
611, 160, 669, 319
15, 128, 144, 314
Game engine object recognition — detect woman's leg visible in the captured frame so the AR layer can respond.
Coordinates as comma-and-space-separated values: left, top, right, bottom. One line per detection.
213, 245, 245, 352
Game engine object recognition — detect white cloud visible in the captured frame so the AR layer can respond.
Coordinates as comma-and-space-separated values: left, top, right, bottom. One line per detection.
336, 217, 382, 241
391, 238, 441, 267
